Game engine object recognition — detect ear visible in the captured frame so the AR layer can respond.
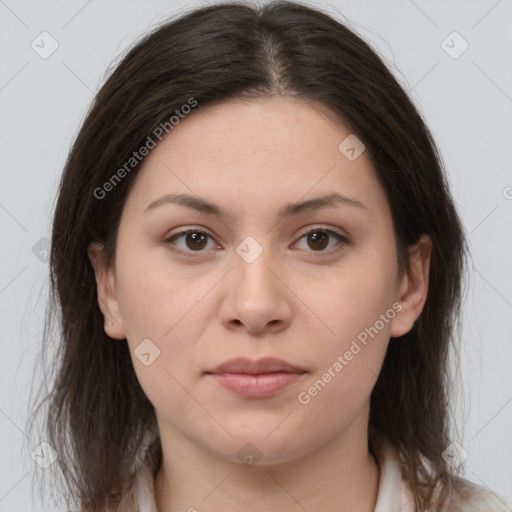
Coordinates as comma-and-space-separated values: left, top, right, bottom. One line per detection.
87, 241, 127, 340
389, 234, 433, 338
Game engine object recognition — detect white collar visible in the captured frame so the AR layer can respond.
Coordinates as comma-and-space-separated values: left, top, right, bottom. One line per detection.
374, 440, 415, 512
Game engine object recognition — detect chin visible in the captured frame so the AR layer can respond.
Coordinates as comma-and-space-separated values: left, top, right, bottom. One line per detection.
199, 429, 314, 468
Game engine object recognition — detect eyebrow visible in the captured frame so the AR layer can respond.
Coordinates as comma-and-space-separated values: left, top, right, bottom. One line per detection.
144, 192, 366, 219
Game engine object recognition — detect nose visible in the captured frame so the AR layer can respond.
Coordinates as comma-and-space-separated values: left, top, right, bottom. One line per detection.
219, 243, 293, 335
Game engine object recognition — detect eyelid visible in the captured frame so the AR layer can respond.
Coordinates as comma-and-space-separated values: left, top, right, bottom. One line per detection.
163, 224, 349, 258
162, 226, 220, 258
295, 224, 348, 240
292, 225, 349, 257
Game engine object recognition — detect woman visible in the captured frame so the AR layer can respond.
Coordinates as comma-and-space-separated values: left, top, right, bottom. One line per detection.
28, 1, 511, 511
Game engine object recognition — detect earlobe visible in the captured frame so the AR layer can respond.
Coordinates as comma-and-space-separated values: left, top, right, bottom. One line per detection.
87, 241, 127, 340
389, 234, 432, 338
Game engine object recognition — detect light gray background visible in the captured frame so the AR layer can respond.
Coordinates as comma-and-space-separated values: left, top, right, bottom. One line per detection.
0, 0, 511, 510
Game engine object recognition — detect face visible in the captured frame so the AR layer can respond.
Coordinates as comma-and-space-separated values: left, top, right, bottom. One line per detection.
90, 96, 431, 467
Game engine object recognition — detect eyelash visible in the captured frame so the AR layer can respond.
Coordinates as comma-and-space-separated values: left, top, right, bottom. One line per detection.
162, 225, 349, 259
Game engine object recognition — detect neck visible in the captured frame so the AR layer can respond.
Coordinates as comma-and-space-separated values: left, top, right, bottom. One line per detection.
154, 410, 380, 512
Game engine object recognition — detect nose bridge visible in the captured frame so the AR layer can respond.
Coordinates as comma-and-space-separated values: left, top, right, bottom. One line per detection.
233, 234, 278, 302
221, 233, 291, 331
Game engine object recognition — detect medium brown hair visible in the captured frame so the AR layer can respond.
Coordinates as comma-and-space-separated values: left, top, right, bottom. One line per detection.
28, 1, 470, 510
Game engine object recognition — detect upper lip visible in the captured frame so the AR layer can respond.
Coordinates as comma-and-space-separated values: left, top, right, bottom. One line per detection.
207, 357, 306, 375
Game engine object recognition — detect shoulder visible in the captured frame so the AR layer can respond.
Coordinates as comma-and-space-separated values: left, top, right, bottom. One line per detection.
443, 476, 512, 512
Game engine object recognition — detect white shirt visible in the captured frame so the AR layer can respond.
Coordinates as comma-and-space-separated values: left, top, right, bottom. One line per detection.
124, 441, 511, 512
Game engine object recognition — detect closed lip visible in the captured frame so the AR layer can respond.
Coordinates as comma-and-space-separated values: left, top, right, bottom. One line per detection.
206, 357, 306, 375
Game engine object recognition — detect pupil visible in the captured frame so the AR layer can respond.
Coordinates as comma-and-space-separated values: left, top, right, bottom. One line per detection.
187, 232, 207, 250
309, 232, 328, 250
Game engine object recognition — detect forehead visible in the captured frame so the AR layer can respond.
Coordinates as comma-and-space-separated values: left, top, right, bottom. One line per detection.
164, 96, 354, 160
123, 96, 389, 223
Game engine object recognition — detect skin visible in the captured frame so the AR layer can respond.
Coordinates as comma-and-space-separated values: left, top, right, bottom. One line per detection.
89, 96, 432, 512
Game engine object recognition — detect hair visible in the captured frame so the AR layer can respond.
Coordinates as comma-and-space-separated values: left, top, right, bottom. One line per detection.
27, 1, 472, 511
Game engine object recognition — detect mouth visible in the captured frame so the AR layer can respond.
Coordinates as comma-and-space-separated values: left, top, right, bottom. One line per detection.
205, 357, 307, 399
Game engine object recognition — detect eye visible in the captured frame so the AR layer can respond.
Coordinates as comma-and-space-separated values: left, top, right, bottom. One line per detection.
163, 229, 219, 257
293, 227, 348, 255
163, 226, 349, 258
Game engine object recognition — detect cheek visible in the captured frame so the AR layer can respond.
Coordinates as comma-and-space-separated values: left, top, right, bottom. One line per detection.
114, 246, 201, 337
296, 277, 393, 426
305, 251, 397, 350
114, 247, 219, 383
295, 242, 397, 405
115, 261, 205, 416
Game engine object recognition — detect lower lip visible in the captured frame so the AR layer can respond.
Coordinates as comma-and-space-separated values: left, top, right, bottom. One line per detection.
207, 372, 305, 398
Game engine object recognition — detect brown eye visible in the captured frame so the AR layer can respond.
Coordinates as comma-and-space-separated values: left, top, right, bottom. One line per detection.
164, 229, 217, 257
306, 231, 330, 251
184, 231, 208, 250
294, 228, 348, 255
